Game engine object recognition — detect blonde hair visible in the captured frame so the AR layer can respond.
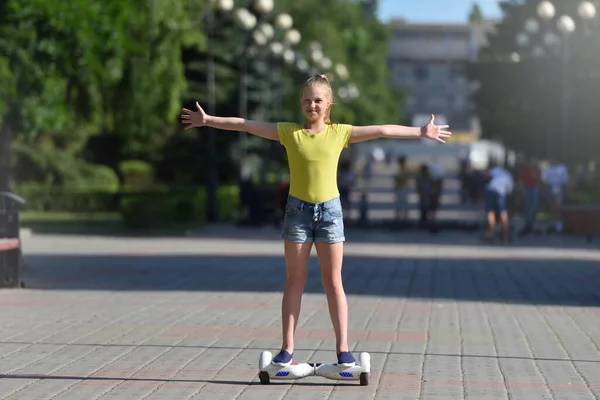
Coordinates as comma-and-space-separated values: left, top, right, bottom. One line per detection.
302, 74, 333, 124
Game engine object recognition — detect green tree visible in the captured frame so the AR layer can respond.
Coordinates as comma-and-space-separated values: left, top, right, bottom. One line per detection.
278, 0, 402, 126
101, 0, 206, 158
0, 0, 207, 192
165, 0, 403, 188
469, 2, 485, 23
215, 0, 404, 183
0, 0, 118, 190
359, 0, 379, 18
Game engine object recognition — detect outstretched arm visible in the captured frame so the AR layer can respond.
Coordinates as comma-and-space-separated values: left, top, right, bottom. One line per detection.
180, 102, 279, 141
350, 114, 451, 144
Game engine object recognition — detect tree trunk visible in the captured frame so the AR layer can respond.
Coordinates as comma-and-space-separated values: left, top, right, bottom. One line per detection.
0, 125, 12, 193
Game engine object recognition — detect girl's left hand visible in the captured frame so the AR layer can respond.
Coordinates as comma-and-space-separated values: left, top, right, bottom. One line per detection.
421, 114, 452, 144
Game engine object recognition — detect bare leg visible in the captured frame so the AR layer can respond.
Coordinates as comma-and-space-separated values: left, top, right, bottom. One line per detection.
280, 240, 312, 353
499, 211, 510, 242
500, 211, 509, 243
314, 242, 348, 353
487, 211, 496, 241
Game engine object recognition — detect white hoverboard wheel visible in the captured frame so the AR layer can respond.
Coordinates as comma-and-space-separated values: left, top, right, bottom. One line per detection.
258, 351, 272, 384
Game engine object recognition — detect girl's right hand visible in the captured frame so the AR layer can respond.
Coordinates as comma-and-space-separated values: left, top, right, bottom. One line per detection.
181, 102, 208, 130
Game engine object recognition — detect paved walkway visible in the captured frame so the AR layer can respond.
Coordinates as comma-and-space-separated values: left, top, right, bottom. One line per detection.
1, 230, 600, 399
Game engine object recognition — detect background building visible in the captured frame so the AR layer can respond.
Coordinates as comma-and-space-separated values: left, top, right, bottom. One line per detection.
387, 19, 494, 138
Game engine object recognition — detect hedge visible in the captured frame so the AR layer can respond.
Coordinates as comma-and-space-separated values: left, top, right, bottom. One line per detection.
12, 183, 240, 229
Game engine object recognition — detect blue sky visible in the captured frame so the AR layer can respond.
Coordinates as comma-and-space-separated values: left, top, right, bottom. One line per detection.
377, 0, 502, 23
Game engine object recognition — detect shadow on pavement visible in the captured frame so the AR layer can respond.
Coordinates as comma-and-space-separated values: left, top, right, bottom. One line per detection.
21, 253, 600, 307
1, 341, 598, 364
186, 225, 600, 251
0, 373, 250, 386
20, 221, 600, 251
0, 372, 356, 387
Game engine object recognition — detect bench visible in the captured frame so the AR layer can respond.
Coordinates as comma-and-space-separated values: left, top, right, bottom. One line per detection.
562, 204, 600, 242
0, 192, 26, 288
0, 238, 19, 252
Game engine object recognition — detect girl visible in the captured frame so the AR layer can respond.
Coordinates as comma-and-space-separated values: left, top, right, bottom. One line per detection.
181, 74, 451, 367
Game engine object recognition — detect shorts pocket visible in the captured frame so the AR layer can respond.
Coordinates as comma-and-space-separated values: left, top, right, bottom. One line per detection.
324, 205, 343, 219
285, 202, 302, 216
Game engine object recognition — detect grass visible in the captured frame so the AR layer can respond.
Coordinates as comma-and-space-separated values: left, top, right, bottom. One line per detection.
536, 211, 552, 222
18, 211, 205, 236
20, 211, 121, 222
19, 211, 125, 235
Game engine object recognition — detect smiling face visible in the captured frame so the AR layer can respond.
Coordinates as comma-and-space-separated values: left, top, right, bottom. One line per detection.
301, 85, 331, 123
301, 75, 333, 124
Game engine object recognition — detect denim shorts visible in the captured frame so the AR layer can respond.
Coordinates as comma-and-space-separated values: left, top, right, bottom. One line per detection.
282, 195, 345, 243
484, 189, 507, 213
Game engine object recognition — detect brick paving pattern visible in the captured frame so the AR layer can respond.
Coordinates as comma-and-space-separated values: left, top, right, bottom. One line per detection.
0, 231, 599, 399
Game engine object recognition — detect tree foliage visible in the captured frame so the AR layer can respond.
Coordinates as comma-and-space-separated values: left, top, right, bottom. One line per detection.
277, 0, 402, 126
0, 0, 207, 189
0, 0, 109, 187
469, 2, 485, 23
1, 0, 403, 192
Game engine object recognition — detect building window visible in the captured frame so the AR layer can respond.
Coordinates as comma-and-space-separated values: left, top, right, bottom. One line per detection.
449, 63, 463, 80
426, 96, 447, 114
413, 64, 428, 81
428, 63, 451, 84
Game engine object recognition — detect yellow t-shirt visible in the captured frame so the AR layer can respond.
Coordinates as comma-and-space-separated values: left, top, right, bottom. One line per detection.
277, 122, 352, 203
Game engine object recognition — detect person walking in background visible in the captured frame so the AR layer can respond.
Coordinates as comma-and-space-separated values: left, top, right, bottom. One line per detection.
428, 155, 445, 217
484, 166, 514, 244
543, 159, 569, 233
394, 155, 411, 226
518, 159, 541, 235
429, 155, 445, 182
416, 163, 440, 233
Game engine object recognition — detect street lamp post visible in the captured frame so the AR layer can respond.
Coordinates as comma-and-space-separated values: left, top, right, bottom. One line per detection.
204, 0, 235, 222
534, 0, 596, 161
268, 13, 301, 121
556, 15, 575, 161
205, 3, 217, 222
233, 6, 260, 181
231, 1, 305, 189
250, 12, 302, 188
516, 27, 550, 157
230, 0, 285, 182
